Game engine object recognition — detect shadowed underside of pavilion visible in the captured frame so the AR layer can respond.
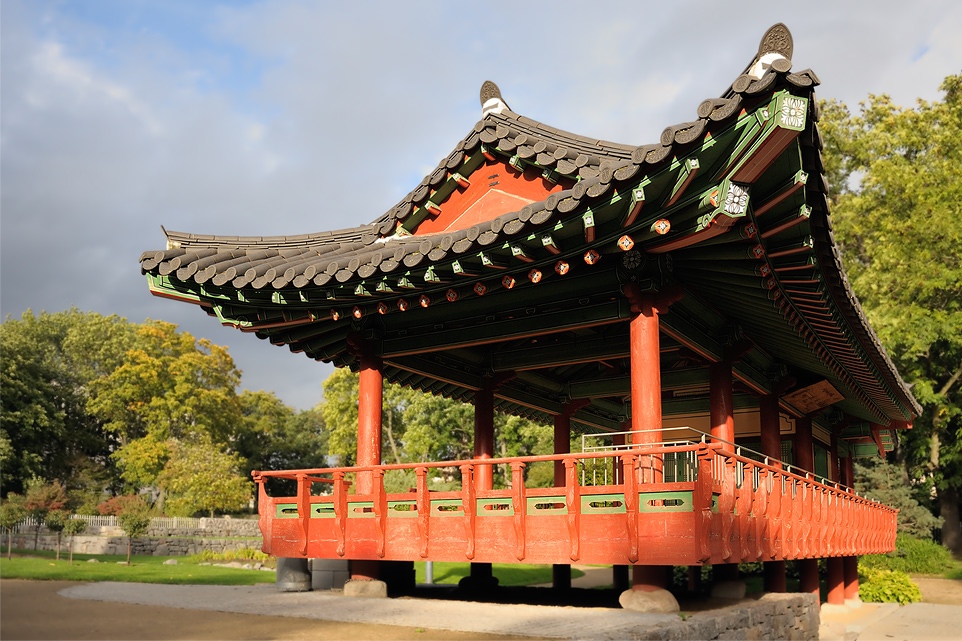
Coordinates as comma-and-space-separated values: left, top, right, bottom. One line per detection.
140, 24, 920, 610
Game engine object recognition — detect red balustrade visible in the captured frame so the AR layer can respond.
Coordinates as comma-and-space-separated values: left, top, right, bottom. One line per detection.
253, 442, 897, 566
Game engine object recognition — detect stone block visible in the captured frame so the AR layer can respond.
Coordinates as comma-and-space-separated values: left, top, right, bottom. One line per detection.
343, 579, 388, 598
711, 579, 747, 600
276, 557, 312, 592
618, 587, 680, 613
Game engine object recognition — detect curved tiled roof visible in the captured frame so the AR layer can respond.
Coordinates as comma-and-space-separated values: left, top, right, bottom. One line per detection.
141, 24, 920, 435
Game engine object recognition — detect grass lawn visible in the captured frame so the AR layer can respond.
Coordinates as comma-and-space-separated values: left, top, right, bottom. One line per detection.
2, 549, 576, 588
414, 561, 583, 586
0, 548, 274, 585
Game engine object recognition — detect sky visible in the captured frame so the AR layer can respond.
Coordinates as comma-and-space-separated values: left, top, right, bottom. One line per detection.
2, 0, 960, 411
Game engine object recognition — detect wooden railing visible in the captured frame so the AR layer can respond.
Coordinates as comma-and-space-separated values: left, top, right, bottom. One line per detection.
252, 441, 896, 565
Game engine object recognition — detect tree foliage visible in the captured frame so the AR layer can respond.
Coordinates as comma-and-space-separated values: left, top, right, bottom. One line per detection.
0, 309, 132, 494
87, 320, 243, 499
63, 517, 88, 563
854, 459, 941, 538
116, 497, 151, 565
235, 391, 328, 495
1, 310, 324, 517
821, 75, 962, 552
0, 493, 27, 560
157, 435, 251, 517
319, 369, 556, 488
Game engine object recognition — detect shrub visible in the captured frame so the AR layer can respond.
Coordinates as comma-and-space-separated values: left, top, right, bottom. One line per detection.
63, 518, 88, 563
189, 547, 274, 568
97, 495, 145, 516
859, 568, 922, 604
860, 533, 952, 575
854, 459, 941, 539
117, 498, 152, 565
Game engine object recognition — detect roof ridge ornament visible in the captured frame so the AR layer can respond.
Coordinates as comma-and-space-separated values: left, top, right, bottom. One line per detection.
480, 80, 510, 116
746, 23, 794, 80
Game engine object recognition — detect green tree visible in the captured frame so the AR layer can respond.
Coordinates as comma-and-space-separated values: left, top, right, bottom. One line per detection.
45, 509, 67, 560
23, 478, 68, 551
855, 459, 941, 538
320, 368, 556, 489
402, 392, 474, 463
117, 497, 151, 565
236, 391, 328, 495
820, 75, 962, 553
321, 368, 413, 466
0, 493, 27, 559
0, 310, 130, 495
88, 321, 243, 509
63, 517, 88, 563
157, 435, 251, 517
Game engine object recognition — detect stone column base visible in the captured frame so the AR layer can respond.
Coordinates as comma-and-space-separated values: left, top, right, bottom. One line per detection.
276, 557, 312, 592
343, 579, 388, 598
711, 580, 747, 600
619, 587, 680, 613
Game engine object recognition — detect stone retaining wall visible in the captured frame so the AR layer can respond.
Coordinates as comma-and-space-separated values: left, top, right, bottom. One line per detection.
11, 533, 262, 557
648, 593, 819, 641
15, 516, 261, 539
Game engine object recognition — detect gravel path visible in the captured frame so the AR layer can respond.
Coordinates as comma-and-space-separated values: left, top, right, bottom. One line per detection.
61, 582, 676, 640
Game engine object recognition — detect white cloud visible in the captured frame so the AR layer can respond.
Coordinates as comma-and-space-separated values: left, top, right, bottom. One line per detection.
2, 0, 961, 411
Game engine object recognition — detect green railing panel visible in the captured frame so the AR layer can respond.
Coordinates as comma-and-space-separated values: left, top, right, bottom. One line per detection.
581, 493, 627, 514
527, 496, 567, 515
347, 501, 375, 518
387, 500, 418, 518
430, 498, 464, 516
477, 498, 514, 516
638, 491, 693, 513
311, 504, 336, 518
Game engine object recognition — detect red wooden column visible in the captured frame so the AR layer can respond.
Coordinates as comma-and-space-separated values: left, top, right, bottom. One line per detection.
624, 286, 675, 598
844, 556, 859, 602
611, 429, 630, 591
709, 360, 735, 446
794, 416, 814, 470
826, 434, 845, 604
827, 557, 845, 604
353, 351, 383, 582
470, 384, 496, 587
760, 393, 786, 593
794, 416, 819, 596
830, 433, 840, 482
612, 431, 626, 485
841, 450, 859, 602
710, 360, 739, 587
474, 385, 495, 492
552, 403, 581, 591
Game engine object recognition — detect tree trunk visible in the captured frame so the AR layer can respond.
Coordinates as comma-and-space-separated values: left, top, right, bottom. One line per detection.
939, 485, 962, 557
126, 537, 132, 565
384, 408, 402, 464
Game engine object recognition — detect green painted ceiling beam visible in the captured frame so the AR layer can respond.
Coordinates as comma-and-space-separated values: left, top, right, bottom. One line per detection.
380, 299, 630, 358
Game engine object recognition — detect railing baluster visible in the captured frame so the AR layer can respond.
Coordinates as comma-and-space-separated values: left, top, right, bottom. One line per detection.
296, 473, 310, 557
334, 471, 347, 557
565, 458, 581, 561
460, 464, 476, 560
511, 462, 526, 560
621, 452, 639, 563
416, 467, 430, 558
373, 469, 387, 558
693, 444, 714, 562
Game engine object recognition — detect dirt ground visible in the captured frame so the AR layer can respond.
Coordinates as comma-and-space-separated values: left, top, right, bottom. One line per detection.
2, 576, 959, 640
0, 580, 526, 641
913, 576, 962, 605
